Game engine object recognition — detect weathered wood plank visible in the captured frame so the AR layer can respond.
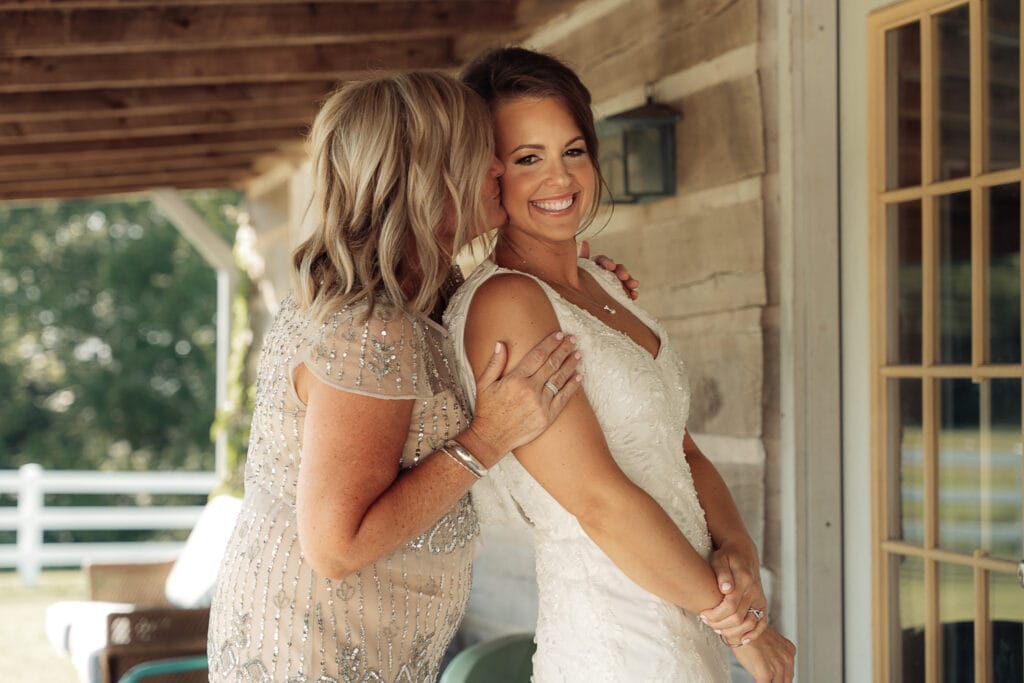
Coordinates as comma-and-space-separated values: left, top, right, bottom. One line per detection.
0, 103, 317, 144
0, 127, 300, 163
0, 82, 333, 122
0, 2, 516, 56
0, 168, 243, 200
0, 177, 241, 202
545, 0, 758, 105
0, 39, 453, 93
0, 152, 258, 182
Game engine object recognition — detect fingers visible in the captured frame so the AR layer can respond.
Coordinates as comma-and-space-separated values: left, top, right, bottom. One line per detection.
578, 239, 591, 259
710, 552, 736, 594
475, 341, 508, 392
510, 331, 570, 377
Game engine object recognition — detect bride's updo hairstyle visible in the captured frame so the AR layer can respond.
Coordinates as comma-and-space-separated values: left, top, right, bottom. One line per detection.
461, 47, 605, 231
293, 71, 495, 321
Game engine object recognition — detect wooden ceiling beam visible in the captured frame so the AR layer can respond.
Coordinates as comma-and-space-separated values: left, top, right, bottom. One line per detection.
0, 0, 449, 8
0, 102, 318, 144
0, 152, 259, 182
0, 39, 454, 93
0, 169, 245, 196
0, 176, 243, 203
0, 82, 333, 123
0, 128, 300, 164
0, 2, 516, 56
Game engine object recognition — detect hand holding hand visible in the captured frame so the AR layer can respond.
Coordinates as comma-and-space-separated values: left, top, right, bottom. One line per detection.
731, 627, 796, 683
464, 331, 582, 465
579, 240, 640, 300
700, 543, 768, 644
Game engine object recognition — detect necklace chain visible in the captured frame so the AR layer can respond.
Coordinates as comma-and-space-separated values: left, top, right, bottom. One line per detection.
500, 242, 617, 315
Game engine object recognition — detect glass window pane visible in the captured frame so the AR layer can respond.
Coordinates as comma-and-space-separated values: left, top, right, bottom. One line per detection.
988, 183, 1021, 364
988, 0, 1020, 171
892, 379, 925, 544
937, 6, 972, 181
991, 570, 1024, 680
938, 562, 975, 682
894, 554, 927, 683
938, 379, 981, 553
938, 192, 972, 365
888, 201, 924, 364
985, 379, 1022, 562
887, 21, 923, 189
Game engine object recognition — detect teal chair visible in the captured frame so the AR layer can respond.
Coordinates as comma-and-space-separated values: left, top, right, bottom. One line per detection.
440, 633, 536, 683
117, 654, 208, 682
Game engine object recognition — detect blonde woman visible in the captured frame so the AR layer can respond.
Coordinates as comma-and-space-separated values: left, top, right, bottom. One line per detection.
207, 72, 586, 682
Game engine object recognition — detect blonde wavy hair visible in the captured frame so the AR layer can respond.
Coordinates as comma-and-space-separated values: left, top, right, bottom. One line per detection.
293, 71, 496, 321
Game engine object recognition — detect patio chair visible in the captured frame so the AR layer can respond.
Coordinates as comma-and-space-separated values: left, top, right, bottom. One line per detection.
439, 633, 536, 683
45, 494, 242, 683
117, 654, 208, 683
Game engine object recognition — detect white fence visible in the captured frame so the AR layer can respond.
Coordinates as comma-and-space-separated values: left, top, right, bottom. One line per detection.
0, 463, 217, 586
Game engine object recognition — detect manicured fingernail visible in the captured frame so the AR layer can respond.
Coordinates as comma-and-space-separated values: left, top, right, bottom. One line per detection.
742, 638, 751, 645
555, 332, 565, 340
574, 352, 581, 360
494, 342, 502, 354
568, 335, 576, 344
720, 582, 732, 591
575, 374, 583, 382
714, 629, 721, 634
699, 615, 708, 624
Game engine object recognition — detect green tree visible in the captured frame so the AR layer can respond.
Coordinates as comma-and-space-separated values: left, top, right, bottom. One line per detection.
0, 191, 241, 474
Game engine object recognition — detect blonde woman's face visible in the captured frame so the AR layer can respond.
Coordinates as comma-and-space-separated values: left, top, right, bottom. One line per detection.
493, 96, 595, 243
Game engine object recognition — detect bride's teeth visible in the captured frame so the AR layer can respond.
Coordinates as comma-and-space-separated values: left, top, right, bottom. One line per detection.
533, 197, 573, 211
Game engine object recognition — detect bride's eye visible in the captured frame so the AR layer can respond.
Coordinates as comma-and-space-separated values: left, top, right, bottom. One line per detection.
515, 154, 541, 166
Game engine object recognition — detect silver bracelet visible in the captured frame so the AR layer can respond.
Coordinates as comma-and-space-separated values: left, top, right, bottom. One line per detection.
440, 439, 487, 479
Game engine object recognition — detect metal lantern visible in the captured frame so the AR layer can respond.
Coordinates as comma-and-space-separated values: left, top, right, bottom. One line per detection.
597, 96, 681, 204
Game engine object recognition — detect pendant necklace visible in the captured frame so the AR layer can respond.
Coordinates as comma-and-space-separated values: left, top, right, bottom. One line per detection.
503, 242, 617, 315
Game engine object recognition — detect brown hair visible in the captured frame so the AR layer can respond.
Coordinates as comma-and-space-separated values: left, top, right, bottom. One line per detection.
461, 47, 604, 228
293, 71, 494, 321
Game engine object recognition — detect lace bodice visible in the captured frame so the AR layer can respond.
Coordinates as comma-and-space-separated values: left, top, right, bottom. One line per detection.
209, 295, 478, 683
444, 259, 729, 682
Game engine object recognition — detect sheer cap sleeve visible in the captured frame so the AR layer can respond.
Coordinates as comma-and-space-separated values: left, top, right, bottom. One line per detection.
298, 298, 441, 400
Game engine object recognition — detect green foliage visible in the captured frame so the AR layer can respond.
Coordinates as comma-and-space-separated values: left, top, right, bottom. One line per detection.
0, 190, 242, 474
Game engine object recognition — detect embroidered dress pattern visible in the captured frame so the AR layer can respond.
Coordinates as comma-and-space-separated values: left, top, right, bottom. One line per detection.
208, 296, 478, 682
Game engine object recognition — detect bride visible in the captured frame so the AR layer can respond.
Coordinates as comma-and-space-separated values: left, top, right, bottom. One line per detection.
445, 48, 796, 682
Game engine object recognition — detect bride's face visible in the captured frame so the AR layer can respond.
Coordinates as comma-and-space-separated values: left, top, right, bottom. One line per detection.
492, 95, 596, 244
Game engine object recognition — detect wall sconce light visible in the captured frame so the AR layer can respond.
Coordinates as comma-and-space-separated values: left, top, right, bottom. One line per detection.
597, 86, 681, 204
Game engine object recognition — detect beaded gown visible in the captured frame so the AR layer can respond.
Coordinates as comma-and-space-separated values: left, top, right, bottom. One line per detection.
208, 295, 478, 683
444, 259, 730, 682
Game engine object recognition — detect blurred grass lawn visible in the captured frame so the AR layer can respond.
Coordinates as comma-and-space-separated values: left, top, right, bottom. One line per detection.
1, 569, 86, 683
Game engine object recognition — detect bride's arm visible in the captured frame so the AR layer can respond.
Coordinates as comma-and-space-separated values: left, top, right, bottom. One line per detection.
464, 274, 746, 629
684, 432, 768, 642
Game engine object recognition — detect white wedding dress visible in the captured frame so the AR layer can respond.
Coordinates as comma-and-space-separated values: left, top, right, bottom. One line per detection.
444, 258, 730, 682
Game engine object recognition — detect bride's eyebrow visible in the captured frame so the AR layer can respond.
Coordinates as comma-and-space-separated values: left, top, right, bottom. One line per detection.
510, 143, 545, 154
564, 136, 585, 148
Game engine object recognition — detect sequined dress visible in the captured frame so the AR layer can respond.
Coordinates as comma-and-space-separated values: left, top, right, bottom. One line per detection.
208, 295, 479, 683
444, 259, 730, 682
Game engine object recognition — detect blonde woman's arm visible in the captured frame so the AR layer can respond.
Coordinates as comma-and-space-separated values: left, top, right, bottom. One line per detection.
295, 331, 581, 580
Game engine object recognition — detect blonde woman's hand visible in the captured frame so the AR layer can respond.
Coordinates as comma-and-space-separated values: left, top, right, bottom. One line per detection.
462, 331, 582, 466
731, 627, 796, 683
579, 240, 640, 300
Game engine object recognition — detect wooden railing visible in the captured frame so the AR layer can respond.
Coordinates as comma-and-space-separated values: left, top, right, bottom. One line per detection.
0, 464, 216, 586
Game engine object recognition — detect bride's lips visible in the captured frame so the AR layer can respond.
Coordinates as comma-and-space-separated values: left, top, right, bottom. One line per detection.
529, 193, 577, 214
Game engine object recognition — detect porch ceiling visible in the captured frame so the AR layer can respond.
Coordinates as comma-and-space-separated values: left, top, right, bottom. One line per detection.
0, 0, 582, 202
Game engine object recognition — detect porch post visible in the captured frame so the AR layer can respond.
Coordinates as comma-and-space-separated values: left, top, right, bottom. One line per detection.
150, 189, 238, 478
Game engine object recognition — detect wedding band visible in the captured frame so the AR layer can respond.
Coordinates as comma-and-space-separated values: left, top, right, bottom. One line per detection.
748, 607, 765, 622
544, 381, 559, 395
